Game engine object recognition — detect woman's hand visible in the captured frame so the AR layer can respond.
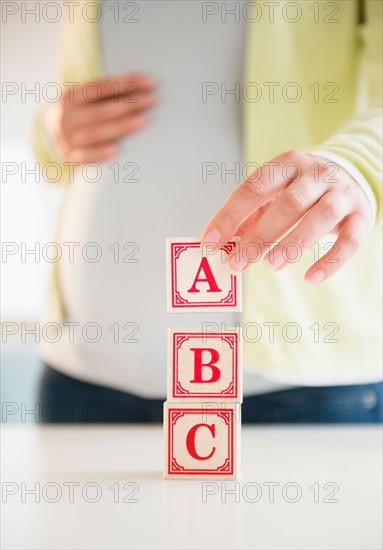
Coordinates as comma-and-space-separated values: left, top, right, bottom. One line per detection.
201, 151, 373, 286
45, 72, 156, 163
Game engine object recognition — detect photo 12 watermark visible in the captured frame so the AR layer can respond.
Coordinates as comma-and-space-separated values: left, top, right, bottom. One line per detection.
201, 480, 340, 503
1, 2, 140, 24
1, 481, 140, 503
201, 2, 340, 24
202, 81, 339, 104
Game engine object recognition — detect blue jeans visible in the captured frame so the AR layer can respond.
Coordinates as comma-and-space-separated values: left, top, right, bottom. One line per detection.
38, 365, 382, 423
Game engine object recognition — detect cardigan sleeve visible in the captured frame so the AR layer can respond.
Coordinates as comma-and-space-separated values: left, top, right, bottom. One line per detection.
30, 0, 103, 184
310, 0, 382, 226
31, 105, 74, 185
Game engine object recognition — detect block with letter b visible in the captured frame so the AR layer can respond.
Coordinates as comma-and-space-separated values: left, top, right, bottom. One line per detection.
164, 402, 241, 479
168, 328, 242, 402
166, 238, 242, 313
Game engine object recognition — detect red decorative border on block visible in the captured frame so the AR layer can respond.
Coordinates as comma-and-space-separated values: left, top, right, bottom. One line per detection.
172, 332, 239, 399
167, 408, 234, 476
170, 242, 238, 309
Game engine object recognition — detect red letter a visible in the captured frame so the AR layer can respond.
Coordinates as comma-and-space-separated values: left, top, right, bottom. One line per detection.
187, 257, 222, 293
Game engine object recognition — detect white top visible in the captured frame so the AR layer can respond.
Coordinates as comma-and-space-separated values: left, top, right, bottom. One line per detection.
39, 1, 294, 397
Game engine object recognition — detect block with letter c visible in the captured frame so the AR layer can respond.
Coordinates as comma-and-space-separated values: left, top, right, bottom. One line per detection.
164, 402, 240, 479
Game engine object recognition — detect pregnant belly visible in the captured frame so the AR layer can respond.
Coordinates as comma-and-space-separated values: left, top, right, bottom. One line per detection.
57, 113, 242, 328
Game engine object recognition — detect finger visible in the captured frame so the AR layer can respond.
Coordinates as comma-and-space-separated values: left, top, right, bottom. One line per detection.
70, 113, 148, 148
67, 142, 119, 164
233, 190, 351, 273
226, 205, 269, 272
235, 204, 270, 238
65, 92, 156, 129
263, 190, 353, 271
228, 176, 326, 272
246, 175, 327, 246
304, 214, 369, 286
201, 152, 305, 247
65, 72, 156, 105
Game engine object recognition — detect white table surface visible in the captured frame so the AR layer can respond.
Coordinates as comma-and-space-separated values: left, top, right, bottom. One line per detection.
1, 424, 382, 550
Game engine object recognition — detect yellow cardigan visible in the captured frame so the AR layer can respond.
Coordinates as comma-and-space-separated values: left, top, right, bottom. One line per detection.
32, 0, 382, 384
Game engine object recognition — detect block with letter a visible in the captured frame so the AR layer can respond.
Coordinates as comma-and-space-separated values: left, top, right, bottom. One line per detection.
164, 237, 243, 480
166, 237, 242, 313
164, 402, 241, 479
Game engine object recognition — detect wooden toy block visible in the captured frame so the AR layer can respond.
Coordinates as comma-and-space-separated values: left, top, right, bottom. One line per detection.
166, 238, 242, 313
167, 328, 242, 402
163, 402, 241, 479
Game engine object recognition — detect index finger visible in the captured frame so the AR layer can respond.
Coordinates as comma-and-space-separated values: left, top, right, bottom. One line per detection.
65, 72, 157, 105
201, 151, 303, 246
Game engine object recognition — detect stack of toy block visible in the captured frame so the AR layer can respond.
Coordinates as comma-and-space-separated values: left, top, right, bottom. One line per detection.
164, 238, 242, 479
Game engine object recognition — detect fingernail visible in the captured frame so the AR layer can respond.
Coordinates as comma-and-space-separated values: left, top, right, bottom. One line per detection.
68, 149, 82, 162
307, 270, 325, 286
202, 229, 221, 247
264, 248, 284, 272
105, 144, 118, 154
143, 76, 157, 87
229, 253, 248, 273
134, 114, 148, 126
142, 94, 156, 104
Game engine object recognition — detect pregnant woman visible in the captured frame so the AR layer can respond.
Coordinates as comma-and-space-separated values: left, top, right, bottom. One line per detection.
33, 0, 382, 422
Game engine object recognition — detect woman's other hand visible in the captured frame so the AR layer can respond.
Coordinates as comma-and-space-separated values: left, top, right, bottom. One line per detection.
45, 72, 156, 163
